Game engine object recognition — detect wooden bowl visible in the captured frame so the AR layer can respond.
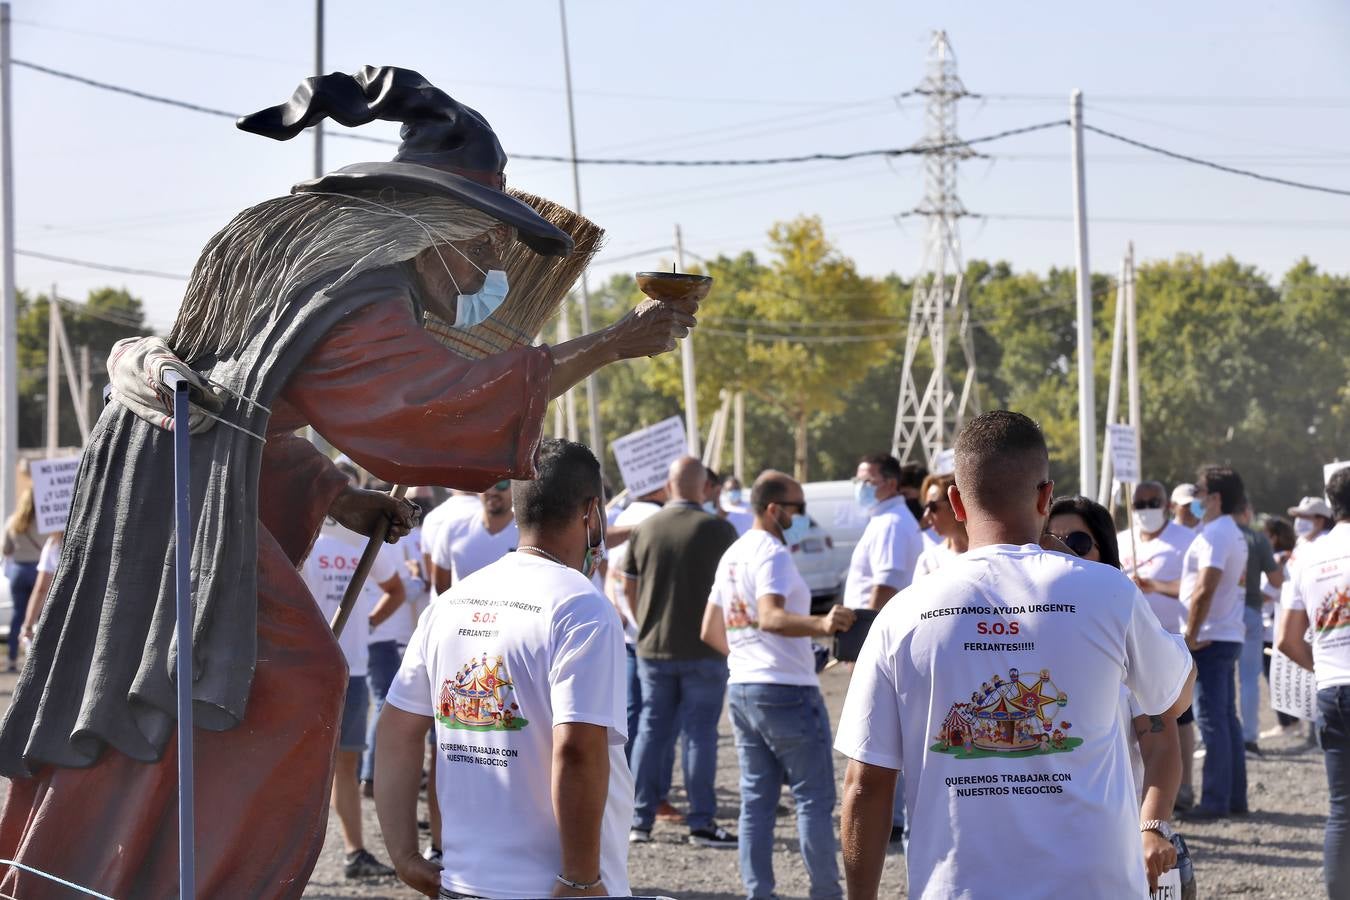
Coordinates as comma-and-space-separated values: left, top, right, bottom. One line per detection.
635, 271, 713, 305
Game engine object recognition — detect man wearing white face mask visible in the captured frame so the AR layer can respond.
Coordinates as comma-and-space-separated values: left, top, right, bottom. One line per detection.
843, 453, 923, 613
1120, 480, 1200, 810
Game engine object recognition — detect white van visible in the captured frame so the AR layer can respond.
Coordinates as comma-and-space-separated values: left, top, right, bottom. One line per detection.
794, 480, 870, 610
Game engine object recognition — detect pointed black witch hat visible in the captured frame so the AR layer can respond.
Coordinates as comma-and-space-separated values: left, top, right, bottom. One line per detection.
238, 65, 572, 257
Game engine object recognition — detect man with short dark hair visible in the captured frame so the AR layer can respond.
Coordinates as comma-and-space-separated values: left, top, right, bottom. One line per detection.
1278, 468, 1350, 898
836, 411, 1193, 898
1180, 465, 1250, 820
430, 480, 518, 593
625, 456, 739, 847
844, 453, 923, 612
376, 439, 631, 898
701, 471, 855, 900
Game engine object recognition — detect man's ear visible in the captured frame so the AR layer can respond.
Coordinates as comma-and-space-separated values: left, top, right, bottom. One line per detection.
949, 484, 967, 523
1035, 480, 1055, 517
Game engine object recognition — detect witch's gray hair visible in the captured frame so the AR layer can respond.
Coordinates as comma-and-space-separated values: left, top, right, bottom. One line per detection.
168, 190, 496, 363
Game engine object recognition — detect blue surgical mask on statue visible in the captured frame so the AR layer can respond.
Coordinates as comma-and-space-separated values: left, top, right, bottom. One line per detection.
455, 269, 509, 329
1189, 498, 1206, 519
855, 480, 878, 510
781, 513, 811, 546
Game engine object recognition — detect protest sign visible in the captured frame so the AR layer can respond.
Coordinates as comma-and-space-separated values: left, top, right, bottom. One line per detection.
1149, 867, 1182, 899
1107, 423, 1141, 485
1269, 647, 1317, 722
612, 417, 687, 498
933, 448, 955, 476
30, 456, 81, 534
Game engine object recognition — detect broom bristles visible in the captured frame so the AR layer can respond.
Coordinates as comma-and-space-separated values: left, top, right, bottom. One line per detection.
425, 191, 605, 360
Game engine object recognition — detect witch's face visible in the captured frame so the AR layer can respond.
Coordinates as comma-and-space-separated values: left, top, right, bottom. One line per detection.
413, 224, 511, 322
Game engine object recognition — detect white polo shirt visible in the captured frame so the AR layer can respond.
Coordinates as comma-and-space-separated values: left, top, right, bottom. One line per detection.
835, 544, 1191, 899
842, 495, 923, 609
1117, 522, 1194, 633
1179, 515, 1248, 644
387, 552, 632, 898
1283, 522, 1350, 690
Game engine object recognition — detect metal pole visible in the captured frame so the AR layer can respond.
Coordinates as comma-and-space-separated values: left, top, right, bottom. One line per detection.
52, 300, 88, 440
557, 301, 578, 441
1125, 241, 1140, 436
0, 3, 16, 516
165, 371, 196, 900
80, 344, 91, 430
733, 391, 745, 482
1070, 89, 1096, 499
674, 224, 700, 456
1097, 259, 1126, 506
46, 289, 58, 454
557, 0, 603, 461
313, 0, 323, 178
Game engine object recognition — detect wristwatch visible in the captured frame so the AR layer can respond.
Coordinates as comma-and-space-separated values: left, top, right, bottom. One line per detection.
1140, 819, 1176, 840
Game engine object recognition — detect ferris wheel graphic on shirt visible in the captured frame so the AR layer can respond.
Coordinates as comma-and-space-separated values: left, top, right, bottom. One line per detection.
437, 653, 528, 732
1315, 586, 1350, 636
932, 667, 1077, 759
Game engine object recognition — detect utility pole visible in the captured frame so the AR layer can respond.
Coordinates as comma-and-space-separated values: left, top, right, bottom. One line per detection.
1125, 242, 1140, 436
0, 2, 16, 514
674, 224, 700, 456
1070, 89, 1096, 499
558, 0, 602, 461
313, 0, 324, 178
891, 30, 978, 468
80, 343, 91, 431
733, 392, 744, 482
46, 289, 58, 453
1097, 259, 1127, 506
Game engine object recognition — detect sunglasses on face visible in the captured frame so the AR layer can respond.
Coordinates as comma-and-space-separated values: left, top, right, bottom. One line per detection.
1132, 497, 1164, 510
1049, 530, 1096, 558
777, 500, 807, 514
924, 498, 946, 515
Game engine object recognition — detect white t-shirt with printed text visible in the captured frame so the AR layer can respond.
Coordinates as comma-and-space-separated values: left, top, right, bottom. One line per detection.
386, 552, 632, 899
1179, 515, 1248, 644
709, 529, 818, 687
1283, 522, 1350, 690
432, 513, 519, 583
1118, 521, 1194, 633
834, 544, 1191, 900
842, 496, 923, 609
302, 525, 399, 677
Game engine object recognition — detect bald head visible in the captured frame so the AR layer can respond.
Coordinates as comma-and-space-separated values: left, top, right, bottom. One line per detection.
750, 470, 800, 513
953, 411, 1050, 524
668, 456, 707, 503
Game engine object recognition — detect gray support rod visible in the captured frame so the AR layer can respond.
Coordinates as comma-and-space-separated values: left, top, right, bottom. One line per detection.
165, 370, 196, 900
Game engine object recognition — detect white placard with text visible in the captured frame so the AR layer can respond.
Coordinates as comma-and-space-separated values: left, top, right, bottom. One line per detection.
611, 417, 688, 498
1107, 423, 1141, 485
30, 456, 82, 534
1269, 647, 1317, 722
933, 448, 956, 476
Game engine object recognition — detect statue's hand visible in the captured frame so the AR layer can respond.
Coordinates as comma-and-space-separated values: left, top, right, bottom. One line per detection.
611, 297, 699, 359
329, 486, 419, 543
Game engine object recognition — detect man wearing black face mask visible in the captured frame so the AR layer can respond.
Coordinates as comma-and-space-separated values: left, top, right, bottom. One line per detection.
377, 439, 630, 898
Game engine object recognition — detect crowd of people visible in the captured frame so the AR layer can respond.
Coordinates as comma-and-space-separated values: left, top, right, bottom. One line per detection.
3, 416, 1347, 899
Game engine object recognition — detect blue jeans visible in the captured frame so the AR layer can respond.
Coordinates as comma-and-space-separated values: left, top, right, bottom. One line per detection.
728, 683, 841, 900
4, 561, 36, 664
1239, 605, 1265, 743
626, 644, 679, 799
361, 640, 403, 781
1193, 641, 1247, 814
631, 656, 728, 831
1320, 685, 1350, 899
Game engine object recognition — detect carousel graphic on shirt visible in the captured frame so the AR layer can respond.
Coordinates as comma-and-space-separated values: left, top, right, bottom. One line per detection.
1315, 585, 1350, 637
932, 667, 1078, 759
724, 590, 757, 632
436, 653, 528, 732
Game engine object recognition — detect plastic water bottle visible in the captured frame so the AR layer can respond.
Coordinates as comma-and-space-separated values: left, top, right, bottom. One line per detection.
1172, 832, 1196, 900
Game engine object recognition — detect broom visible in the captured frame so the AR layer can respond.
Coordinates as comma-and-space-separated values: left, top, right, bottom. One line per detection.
332, 192, 604, 637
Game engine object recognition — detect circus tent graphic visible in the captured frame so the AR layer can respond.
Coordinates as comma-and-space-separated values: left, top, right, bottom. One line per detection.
1315, 586, 1350, 635
934, 667, 1073, 756
437, 653, 527, 731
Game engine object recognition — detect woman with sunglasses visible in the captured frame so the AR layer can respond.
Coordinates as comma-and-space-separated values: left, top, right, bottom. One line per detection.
1046, 495, 1194, 895
915, 473, 969, 578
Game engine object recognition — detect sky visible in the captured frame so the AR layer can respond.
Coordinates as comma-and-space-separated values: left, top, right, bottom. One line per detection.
11, 0, 1350, 330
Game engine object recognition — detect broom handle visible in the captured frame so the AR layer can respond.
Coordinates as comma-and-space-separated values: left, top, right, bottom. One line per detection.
332, 484, 409, 638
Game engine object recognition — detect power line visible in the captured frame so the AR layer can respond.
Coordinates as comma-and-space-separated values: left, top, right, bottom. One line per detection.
1083, 124, 1350, 198
17, 250, 189, 281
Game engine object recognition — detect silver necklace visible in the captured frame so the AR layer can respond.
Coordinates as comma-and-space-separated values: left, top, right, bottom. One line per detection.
517, 545, 565, 567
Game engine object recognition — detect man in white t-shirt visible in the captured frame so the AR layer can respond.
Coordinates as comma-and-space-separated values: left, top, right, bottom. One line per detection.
843, 453, 924, 611
419, 490, 479, 580
835, 411, 1194, 899
1278, 468, 1350, 898
1177, 465, 1250, 820
302, 520, 404, 880
1119, 479, 1199, 809
431, 480, 518, 593
376, 439, 631, 899
700, 471, 855, 900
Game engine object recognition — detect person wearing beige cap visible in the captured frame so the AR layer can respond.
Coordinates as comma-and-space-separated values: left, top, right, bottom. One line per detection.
1172, 483, 1201, 530
1288, 496, 1335, 544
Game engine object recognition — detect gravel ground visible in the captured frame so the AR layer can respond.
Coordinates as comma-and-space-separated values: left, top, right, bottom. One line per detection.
0, 663, 1330, 898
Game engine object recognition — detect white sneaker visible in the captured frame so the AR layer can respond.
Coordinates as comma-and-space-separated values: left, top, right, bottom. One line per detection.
629, 828, 652, 844
422, 845, 442, 864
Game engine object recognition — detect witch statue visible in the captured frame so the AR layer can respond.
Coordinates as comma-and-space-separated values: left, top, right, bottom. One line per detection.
0, 66, 697, 898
